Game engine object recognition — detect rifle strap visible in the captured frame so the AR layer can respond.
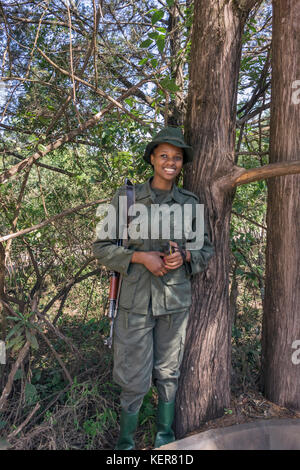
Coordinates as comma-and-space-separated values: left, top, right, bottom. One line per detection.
114, 179, 135, 317
123, 178, 135, 248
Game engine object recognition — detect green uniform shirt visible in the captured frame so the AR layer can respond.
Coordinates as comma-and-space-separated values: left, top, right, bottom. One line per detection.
92, 177, 214, 316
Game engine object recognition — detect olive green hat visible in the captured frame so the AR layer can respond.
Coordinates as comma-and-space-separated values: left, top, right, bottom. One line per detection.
143, 127, 193, 165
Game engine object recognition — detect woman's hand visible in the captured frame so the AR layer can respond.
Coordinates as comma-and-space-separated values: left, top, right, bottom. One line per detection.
131, 251, 168, 276
163, 241, 183, 270
163, 241, 191, 269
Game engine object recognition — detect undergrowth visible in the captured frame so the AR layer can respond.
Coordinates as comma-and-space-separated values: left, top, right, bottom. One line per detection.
0, 276, 263, 450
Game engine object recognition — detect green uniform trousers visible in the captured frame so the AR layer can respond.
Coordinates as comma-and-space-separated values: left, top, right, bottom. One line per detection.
113, 301, 189, 413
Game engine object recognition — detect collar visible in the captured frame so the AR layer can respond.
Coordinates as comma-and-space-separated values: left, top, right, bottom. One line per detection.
135, 176, 182, 204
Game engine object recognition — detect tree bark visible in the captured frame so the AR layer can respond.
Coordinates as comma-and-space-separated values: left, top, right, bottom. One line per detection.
175, 0, 258, 437
262, 0, 300, 410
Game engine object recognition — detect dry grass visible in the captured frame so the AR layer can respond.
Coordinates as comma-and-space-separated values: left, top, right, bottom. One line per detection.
1, 282, 299, 450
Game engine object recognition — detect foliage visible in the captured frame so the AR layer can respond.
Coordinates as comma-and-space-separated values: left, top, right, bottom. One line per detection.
0, 0, 276, 449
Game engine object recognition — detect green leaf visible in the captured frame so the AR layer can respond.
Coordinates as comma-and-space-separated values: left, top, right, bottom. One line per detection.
166, 0, 174, 7
160, 77, 180, 92
28, 134, 38, 143
13, 369, 24, 381
33, 370, 42, 381
248, 25, 257, 33
148, 32, 159, 39
25, 382, 39, 405
37, 144, 47, 153
151, 10, 164, 25
138, 57, 148, 65
6, 335, 24, 351
125, 97, 134, 106
156, 35, 165, 54
26, 329, 39, 350
6, 323, 24, 341
7, 315, 21, 322
140, 39, 153, 48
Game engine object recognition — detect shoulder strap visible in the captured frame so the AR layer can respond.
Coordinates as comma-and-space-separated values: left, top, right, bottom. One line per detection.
123, 178, 135, 248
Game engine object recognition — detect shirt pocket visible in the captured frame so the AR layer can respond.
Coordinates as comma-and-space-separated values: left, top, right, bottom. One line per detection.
163, 277, 192, 311
118, 272, 140, 310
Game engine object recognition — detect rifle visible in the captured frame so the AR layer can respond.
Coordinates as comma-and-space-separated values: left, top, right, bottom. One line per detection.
104, 178, 135, 348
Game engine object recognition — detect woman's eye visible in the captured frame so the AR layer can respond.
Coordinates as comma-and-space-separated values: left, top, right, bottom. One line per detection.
159, 154, 182, 161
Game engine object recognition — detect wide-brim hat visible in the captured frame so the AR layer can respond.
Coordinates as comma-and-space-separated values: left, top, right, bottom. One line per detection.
143, 127, 193, 165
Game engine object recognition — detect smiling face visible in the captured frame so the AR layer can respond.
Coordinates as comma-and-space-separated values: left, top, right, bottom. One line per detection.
150, 143, 184, 189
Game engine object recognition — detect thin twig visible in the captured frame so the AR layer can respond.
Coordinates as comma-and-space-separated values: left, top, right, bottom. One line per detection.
7, 402, 41, 439
38, 331, 73, 385
0, 341, 31, 411
0, 198, 108, 243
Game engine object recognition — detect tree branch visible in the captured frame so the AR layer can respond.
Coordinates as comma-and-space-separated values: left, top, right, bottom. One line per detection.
2, 150, 77, 177
237, 103, 270, 126
0, 69, 163, 185
0, 198, 108, 243
237, 0, 263, 13
0, 340, 31, 411
231, 210, 266, 230
36, 47, 149, 127
215, 160, 300, 192
234, 160, 300, 186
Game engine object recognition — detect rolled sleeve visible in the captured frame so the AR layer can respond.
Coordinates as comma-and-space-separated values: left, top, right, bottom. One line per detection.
92, 240, 134, 276
187, 232, 214, 276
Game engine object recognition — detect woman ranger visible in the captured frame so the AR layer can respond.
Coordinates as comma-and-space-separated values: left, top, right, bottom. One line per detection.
92, 127, 214, 449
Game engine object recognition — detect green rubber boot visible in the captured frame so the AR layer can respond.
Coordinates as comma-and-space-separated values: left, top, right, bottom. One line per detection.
115, 409, 139, 450
154, 399, 176, 448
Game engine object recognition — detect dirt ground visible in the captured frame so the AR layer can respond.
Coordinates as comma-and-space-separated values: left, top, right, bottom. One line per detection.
182, 389, 300, 441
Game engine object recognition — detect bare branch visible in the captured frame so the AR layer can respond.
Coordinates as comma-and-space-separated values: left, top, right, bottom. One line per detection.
38, 331, 73, 385
5, 164, 33, 257
36, 47, 150, 126
237, 103, 270, 126
0, 198, 108, 243
7, 402, 40, 439
2, 150, 76, 177
215, 160, 300, 192
234, 160, 300, 186
231, 210, 266, 230
0, 340, 31, 411
237, 0, 264, 13
0, 68, 165, 185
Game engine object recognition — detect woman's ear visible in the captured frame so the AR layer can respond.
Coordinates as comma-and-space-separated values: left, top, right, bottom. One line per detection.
176, 171, 182, 186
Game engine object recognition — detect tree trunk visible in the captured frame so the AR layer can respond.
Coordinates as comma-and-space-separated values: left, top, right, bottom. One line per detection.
175, 0, 257, 437
262, 0, 300, 410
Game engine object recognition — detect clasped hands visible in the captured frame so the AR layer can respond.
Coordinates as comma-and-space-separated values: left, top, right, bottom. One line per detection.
132, 241, 190, 277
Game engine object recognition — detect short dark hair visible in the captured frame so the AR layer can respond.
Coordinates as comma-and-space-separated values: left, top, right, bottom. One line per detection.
149, 144, 158, 169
